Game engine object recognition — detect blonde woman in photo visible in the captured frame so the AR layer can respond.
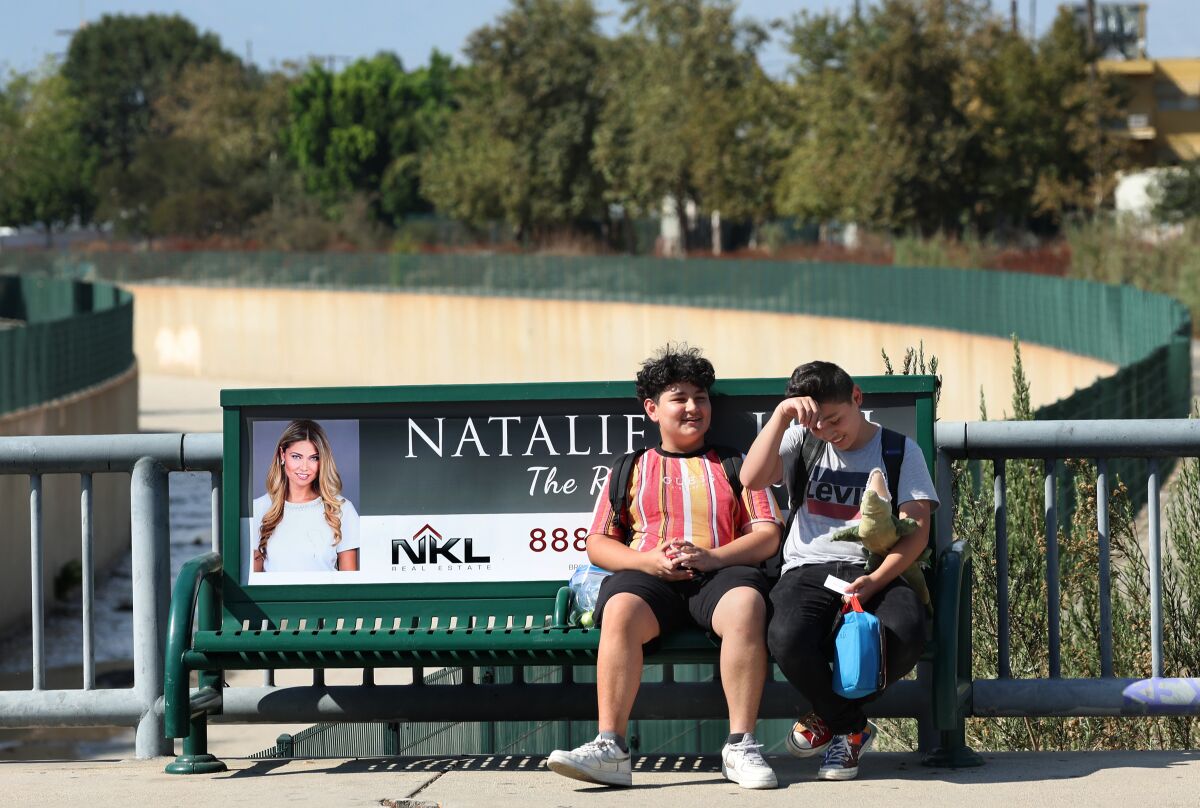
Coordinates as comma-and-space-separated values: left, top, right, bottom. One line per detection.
253, 419, 360, 572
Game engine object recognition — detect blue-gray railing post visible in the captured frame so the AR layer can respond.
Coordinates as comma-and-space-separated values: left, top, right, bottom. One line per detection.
210, 472, 221, 553
30, 473, 44, 691
131, 457, 173, 756
1148, 459, 1163, 678
1045, 459, 1060, 679
995, 461, 1010, 678
1096, 460, 1113, 678
81, 472, 95, 690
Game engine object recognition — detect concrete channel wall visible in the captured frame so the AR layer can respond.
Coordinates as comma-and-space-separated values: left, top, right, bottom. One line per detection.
128, 284, 1115, 420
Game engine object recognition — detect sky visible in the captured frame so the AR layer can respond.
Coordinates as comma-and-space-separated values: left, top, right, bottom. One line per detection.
2, 0, 1197, 79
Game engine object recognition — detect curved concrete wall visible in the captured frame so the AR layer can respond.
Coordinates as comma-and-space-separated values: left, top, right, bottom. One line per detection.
129, 284, 1113, 420
0, 365, 138, 646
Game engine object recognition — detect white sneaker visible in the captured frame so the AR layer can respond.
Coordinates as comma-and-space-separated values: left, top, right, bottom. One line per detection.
721, 735, 778, 789
547, 737, 632, 787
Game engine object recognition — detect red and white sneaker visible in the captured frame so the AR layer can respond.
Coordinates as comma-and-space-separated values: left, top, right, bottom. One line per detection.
784, 713, 833, 758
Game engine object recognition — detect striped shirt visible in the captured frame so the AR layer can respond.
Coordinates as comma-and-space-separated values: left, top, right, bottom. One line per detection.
590, 447, 782, 552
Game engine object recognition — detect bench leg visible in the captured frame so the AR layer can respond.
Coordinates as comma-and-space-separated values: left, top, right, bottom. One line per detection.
165, 712, 227, 775
921, 718, 983, 768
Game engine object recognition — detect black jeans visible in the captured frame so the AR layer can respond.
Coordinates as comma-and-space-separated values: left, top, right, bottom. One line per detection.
768, 561, 927, 734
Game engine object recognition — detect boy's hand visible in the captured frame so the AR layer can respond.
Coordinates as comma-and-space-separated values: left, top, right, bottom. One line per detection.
844, 574, 882, 605
674, 541, 722, 573
776, 396, 820, 429
643, 541, 695, 581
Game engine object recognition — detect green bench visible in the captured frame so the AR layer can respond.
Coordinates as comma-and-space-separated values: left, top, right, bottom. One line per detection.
163, 376, 976, 773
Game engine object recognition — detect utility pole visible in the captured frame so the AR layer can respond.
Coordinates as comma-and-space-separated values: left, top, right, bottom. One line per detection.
1086, 0, 1098, 78
1010, 0, 1018, 34
1085, 0, 1101, 210
53, 1, 87, 59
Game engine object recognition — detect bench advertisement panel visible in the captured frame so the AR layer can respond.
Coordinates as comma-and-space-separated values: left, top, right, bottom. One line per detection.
235, 389, 921, 586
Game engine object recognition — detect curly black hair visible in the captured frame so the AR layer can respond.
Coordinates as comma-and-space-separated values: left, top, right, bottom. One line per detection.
634, 343, 716, 403
785, 360, 855, 403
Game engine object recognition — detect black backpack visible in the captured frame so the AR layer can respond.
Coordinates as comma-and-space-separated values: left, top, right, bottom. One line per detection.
606, 445, 743, 541
771, 427, 907, 576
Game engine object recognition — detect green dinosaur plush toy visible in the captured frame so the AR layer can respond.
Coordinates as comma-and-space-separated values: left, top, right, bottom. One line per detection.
831, 468, 932, 611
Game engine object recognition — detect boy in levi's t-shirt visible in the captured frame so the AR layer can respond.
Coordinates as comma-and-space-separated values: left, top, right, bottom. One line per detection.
741, 360, 937, 782
547, 344, 783, 790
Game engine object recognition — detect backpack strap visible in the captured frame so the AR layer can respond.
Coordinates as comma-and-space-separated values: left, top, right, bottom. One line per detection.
609, 446, 648, 542
709, 444, 744, 503
768, 430, 826, 577
880, 427, 906, 517
790, 430, 827, 513
607, 448, 648, 541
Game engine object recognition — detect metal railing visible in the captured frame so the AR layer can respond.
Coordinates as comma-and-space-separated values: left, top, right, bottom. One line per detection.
0, 433, 221, 758
3, 420, 1199, 760
936, 419, 1200, 717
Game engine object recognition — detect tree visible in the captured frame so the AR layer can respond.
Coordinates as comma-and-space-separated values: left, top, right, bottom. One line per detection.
422, 0, 607, 239
137, 60, 292, 238
777, 0, 982, 236
1153, 160, 1200, 223
285, 51, 458, 227
955, 21, 1047, 231
773, 10, 880, 227
0, 67, 89, 242
1030, 8, 1130, 219
595, 0, 776, 250
775, 1, 1128, 236
62, 13, 234, 221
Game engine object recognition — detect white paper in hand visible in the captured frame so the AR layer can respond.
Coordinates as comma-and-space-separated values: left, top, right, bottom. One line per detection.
823, 574, 853, 595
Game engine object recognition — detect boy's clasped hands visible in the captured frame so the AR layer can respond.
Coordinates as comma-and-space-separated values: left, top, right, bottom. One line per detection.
655, 538, 721, 577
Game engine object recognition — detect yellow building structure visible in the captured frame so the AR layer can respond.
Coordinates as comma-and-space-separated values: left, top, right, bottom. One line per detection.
1103, 57, 1200, 165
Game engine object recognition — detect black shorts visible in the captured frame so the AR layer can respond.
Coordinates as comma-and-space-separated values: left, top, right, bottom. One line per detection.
593, 565, 771, 638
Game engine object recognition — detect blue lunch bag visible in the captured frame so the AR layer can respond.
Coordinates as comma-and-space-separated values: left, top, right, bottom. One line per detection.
832, 595, 885, 699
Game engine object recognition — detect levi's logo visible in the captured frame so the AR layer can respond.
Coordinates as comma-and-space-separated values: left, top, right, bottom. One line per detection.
806, 469, 867, 520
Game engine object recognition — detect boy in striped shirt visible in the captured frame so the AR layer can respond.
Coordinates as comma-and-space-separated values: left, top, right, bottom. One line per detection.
548, 345, 783, 789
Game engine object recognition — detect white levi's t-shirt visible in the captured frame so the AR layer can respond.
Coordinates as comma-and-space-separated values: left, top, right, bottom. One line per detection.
253, 494, 361, 572
779, 422, 938, 575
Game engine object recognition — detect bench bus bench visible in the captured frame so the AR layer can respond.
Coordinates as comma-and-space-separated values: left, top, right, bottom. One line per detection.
163, 376, 976, 772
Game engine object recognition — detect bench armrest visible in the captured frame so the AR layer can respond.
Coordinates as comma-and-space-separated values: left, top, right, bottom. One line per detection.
932, 539, 972, 730
163, 551, 223, 738
553, 586, 574, 629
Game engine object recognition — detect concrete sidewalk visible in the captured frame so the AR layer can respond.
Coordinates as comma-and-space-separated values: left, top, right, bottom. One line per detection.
140, 373, 280, 433
5, 750, 1200, 807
